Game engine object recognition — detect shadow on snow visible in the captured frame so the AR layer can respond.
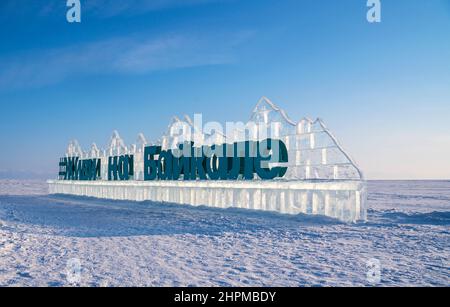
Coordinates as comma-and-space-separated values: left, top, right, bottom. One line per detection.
0, 194, 341, 238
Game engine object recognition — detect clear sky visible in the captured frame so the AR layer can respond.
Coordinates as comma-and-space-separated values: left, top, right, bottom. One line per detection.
0, 0, 449, 179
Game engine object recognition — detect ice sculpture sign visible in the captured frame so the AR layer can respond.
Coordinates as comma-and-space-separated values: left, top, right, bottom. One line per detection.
49, 97, 367, 223
59, 140, 289, 181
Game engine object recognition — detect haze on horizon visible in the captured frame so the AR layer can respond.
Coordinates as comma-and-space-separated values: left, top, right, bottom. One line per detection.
0, 0, 449, 180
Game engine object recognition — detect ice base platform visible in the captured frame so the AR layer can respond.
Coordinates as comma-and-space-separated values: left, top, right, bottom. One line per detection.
48, 180, 367, 223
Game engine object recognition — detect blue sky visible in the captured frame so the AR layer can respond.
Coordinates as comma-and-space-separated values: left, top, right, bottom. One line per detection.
0, 0, 449, 179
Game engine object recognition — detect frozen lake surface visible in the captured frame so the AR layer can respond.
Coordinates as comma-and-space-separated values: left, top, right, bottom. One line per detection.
0, 180, 448, 286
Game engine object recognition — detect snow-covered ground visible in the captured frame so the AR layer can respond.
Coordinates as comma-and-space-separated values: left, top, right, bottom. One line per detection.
0, 180, 448, 287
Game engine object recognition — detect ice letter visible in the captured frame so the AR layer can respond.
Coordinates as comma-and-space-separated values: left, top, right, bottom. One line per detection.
108, 156, 119, 181
144, 146, 161, 181
158, 150, 173, 180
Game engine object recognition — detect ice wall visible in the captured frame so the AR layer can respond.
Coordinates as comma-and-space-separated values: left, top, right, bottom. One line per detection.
48, 180, 367, 223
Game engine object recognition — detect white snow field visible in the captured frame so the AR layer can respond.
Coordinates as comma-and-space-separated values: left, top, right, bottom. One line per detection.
0, 180, 448, 287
